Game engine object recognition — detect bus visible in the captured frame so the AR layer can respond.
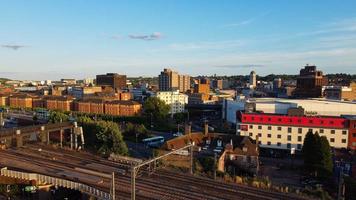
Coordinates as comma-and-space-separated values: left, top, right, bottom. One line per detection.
142, 136, 165, 148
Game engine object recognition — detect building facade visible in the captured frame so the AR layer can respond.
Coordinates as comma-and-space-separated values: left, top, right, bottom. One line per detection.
194, 78, 210, 95
158, 68, 179, 91
249, 71, 257, 89
324, 82, 356, 101
156, 90, 188, 114
294, 65, 328, 98
178, 74, 191, 92
9, 95, 33, 108
96, 73, 127, 90
237, 112, 351, 150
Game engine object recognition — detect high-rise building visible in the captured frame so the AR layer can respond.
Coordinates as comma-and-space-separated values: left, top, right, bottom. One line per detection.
96, 73, 127, 90
178, 74, 191, 92
293, 65, 328, 98
194, 78, 210, 95
158, 68, 179, 91
249, 71, 257, 88
273, 78, 282, 90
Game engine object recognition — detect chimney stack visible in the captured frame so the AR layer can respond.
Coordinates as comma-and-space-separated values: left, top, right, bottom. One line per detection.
185, 122, 192, 135
204, 120, 209, 136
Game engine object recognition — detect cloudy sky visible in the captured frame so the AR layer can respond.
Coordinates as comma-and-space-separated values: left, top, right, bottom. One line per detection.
1, 0, 356, 80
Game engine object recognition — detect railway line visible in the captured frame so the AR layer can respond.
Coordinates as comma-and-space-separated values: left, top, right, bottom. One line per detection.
0, 145, 311, 200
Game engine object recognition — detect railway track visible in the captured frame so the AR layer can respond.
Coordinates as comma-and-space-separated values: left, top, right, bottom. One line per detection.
0, 146, 311, 200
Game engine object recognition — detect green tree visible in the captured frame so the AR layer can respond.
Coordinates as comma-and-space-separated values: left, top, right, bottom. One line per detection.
318, 136, 333, 178
48, 111, 69, 123
143, 97, 170, 122
78, 119, 128, 156
302, 131, 333, 179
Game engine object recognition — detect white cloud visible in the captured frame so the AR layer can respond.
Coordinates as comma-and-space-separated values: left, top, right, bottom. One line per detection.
128, 32, 163, 41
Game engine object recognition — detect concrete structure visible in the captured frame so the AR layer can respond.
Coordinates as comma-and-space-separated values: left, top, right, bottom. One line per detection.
324, 82, 356, 101
69, 86, 102, 99
237, 112, 351, 150
158, 68, 179, 91
249, 71, 257, 89
294, 65, 328, 98
178, 74, 191, 92
156, 90, 188, 114
194, 78, 210, 95
0, 122, 83, 149
0, 168, 110, 199
223, 98, 356, 124
96, 73, 127, 90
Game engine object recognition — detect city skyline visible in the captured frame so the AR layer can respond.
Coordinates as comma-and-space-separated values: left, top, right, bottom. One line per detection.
1, 0, 356, 80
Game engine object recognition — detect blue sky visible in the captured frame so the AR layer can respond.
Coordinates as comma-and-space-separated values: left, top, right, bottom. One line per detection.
1, 0, 356, 80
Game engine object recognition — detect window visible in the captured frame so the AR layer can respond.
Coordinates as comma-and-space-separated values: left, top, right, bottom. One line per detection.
331, 130, 335, 134
330, 138, 335, 143
267, 142, 271, 145
342, 130, 347, 135
249, 125, 253, 129
297, 144, 302, 149
287, 143, 291, 149
258, 125, 262, 130
353, 133, 356, 138
320, 129, 324, 134
308, 128, 313, 133
277, 142, 281, 146
277, 134, 281, 139
277, 127, 282, 131
267, 134, 271, 138
258, 133, 262, 137
268, 126, 271, 130
249, 132, 253, 137
342, 139, 346, 143
287, 135, 292, 141
288, 127, 292, 133
298, 136, 302, 142
298, 128, 302, 134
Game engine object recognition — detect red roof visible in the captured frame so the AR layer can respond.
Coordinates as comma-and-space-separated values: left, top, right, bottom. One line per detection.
238, 112, 348, 129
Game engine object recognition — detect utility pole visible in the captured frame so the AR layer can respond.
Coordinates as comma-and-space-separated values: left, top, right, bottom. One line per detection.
190, 145, 194, 175
131, 168, 136, 200
214, 152, 217, 180
111, 172, 116, 200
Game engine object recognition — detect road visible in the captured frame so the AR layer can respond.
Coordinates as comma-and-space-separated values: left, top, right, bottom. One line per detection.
0, 144, 311, 200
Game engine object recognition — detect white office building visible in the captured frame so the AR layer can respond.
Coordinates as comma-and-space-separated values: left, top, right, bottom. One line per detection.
156, 90, 188, 114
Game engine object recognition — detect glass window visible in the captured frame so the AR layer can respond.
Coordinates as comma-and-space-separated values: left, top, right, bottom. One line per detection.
298, 128, 302, 134
277, 142, 281, 146
249, 125, 253, 129
342, 139, 346, 143
331, 130, 335, 134
288, 127, 292, 133
287, 135, 292, 141
308, 128, 313, 133
258, 133, 262, 137
342, 130, 347, 135
249, 132, 253, 137
268, 126, 271, 130
297, 144, 302, 149
330, 138, 335, 143
287, 143, 291, 149
298, 136, 302, 142
277, 134, 281, 139
267, 141, 271, 145
277, 127, 282, 131
258, 125, 262, 129
267, 134, 271, 138
320, 129, 324, 133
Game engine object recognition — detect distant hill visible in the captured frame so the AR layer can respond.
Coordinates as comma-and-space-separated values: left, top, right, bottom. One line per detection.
0, 78, 11, 84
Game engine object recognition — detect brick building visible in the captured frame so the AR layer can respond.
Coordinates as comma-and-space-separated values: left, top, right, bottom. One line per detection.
44, 96, 74, 111
75, 99, 105, 114
9, 94, 33, 108
96, 73, 127, 90
293, 65, 328, 98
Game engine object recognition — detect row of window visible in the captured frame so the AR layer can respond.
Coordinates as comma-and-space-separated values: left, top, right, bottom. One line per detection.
248, 124, 347, 135
245, 116, 338, 125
